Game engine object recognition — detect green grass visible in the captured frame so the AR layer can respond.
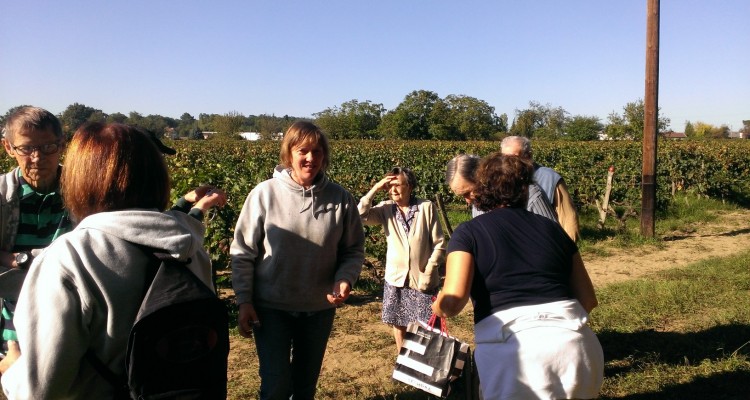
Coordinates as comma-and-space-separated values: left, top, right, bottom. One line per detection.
589, 251, 750, 399
577, 194, 741, 255
223, 195, 750, 399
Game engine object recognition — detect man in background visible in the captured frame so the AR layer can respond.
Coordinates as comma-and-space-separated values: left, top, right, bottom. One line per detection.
501, 135, 580, 241
0, 107, 72, 365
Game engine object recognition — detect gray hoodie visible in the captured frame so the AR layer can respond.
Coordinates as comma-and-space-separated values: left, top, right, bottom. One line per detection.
231, 166, 365, 311
1, 209, 213, 399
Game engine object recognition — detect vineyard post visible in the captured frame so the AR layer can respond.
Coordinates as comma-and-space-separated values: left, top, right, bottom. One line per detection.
597, 166, 615, 228
434, 193, 453, 237
641, 0, 660, 237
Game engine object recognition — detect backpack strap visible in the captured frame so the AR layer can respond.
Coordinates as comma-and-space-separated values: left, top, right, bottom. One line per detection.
84, 349, 130, 399
85, 245, 188, 399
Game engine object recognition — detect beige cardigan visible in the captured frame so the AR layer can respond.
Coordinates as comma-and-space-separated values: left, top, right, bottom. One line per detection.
358, 195, 445, 292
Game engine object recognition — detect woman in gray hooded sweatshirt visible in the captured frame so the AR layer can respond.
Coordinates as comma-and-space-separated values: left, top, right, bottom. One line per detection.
231, 121, 365, 400
0, 123, 222, 398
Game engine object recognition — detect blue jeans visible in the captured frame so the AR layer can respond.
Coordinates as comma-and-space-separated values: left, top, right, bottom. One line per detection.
253, 306, 336, 400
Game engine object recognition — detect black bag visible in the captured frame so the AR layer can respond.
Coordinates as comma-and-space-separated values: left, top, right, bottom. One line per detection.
88, 249, 229, 400
392, 315, 470, 398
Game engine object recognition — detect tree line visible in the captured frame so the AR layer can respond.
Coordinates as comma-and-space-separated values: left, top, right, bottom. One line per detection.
2, 90, 747, 141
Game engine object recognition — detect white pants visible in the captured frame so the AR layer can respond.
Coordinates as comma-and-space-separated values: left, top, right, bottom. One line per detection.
473, 300, 604, 399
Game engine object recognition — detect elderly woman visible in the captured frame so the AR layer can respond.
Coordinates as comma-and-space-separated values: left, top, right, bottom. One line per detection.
0, 123, 223, 398
231, 121, 365, 400
358, 167, 445, 353
433, 153, 603, 399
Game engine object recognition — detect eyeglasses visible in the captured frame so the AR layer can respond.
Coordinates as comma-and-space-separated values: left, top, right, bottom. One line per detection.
10, 143, 61, 156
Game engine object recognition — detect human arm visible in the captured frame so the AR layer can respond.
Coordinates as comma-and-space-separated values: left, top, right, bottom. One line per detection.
1, 253, 90, 397
554, 180, 580, 242
570, 252, 597, 313
0, 340, 20, 374
418, 202, 446, 292
326, 279, 352, 306
0, 251, 19, 269
230, 191, 264, 310
357, 176, 395, 225
432, 251, 474, 318
334, 194, 366, 294
172, 185, 227, 221
237, 303, 260, 339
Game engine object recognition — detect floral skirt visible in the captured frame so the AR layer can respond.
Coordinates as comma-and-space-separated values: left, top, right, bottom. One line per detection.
381, 281, 434, 327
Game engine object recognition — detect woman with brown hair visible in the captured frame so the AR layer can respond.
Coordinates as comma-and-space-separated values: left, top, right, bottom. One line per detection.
433, 152, 603, 399
0, 123, 223, 398
231, 121, 365, 400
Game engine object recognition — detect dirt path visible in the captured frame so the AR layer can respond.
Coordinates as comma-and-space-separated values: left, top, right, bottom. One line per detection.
584, 209, 750, 288
220, 208, 750, 399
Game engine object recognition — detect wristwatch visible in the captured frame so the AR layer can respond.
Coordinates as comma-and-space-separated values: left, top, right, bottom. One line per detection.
15, 251, 31, 268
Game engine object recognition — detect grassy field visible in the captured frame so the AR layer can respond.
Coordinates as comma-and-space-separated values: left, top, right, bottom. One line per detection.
223, 196, 750, 399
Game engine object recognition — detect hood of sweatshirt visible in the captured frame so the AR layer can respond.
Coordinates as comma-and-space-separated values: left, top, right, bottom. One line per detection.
74, 209, 206, 262
273, 165, 331, 217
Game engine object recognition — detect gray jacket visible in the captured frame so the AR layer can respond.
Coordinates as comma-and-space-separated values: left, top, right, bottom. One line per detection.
0, 167, 23, 253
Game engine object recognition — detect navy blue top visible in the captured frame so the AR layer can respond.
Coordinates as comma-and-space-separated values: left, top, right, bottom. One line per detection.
447, 207, 578, 323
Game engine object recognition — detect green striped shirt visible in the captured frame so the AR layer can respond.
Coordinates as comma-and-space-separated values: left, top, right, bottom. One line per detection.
13, 169, 72, 251
3, 170, 72, 351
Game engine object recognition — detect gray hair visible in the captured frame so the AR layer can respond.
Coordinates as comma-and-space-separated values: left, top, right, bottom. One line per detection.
500, 135, 533, 159
3, 106, 64, 141
445, 154, 481, 185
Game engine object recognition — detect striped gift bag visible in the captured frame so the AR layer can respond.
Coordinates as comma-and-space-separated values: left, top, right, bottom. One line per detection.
392, 315, 470, 398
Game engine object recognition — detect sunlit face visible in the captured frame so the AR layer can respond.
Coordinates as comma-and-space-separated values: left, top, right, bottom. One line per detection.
290, 141, 323, 187
388, 174, 412, 206
449, 174, 475, 205
2, 127, 63, 193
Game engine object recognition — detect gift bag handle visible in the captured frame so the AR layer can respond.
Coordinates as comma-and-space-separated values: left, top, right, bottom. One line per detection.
427, 313, 448, 336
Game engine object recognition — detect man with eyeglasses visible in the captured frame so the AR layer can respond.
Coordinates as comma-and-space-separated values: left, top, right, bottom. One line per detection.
0, 106, 72, 364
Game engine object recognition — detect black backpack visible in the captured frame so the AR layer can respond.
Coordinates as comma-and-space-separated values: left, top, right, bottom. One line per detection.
87, 249, 229, 400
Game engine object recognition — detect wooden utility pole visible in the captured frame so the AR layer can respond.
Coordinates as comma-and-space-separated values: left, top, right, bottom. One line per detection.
641, 0, 660, 237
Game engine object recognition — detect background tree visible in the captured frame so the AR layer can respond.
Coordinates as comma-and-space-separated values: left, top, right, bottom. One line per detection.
106, 112, 128, 124
440, 95, 499, 140
564, 115, 603, 141
255, 114, 294, 140
60, 103, 101, 136
0, 105, 32, 129
509, 101, 567, 140
379, 90, 440, 140
742, 120, 750, 139
691, 121, 724, 139
684, 121, 695, 138
314, 99, 384, 139
604, 99, 670, 140
212, 111, 245, 140
713, 125, 730, 139
177, 112, 197, 138
497, 113, 509, 136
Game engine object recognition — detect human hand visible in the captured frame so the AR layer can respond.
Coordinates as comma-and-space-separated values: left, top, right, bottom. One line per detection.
327, 280, 351, 306
0, 340, 21, 374
417, 272, 433, 292
237, 303, 260, 339
374, 176, 396, 192
183, 185, 213, 203
0, 251, 15, 269
193, 188, 227, 212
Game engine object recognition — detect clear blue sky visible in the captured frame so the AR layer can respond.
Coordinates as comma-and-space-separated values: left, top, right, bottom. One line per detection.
2, 1, 748, 131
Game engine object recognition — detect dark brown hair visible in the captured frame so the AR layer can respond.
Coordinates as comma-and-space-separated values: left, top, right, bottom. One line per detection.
279, 121, 330, 172
62, 123, 170, 221
387, 166, 418, 189
473, 152, 533, 211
